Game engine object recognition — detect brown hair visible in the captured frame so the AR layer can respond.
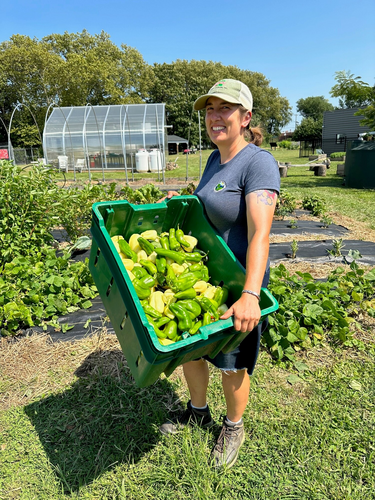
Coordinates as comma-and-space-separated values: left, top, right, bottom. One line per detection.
239, 105, 263, 146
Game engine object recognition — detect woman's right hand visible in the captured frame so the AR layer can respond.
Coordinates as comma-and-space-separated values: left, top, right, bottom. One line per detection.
157, 190, 180, 203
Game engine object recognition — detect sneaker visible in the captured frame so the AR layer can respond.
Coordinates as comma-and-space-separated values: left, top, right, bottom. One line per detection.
211, 417, 245, 468
159, 400, 214, 435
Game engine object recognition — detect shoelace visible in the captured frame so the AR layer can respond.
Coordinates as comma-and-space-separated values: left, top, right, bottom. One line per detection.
215, 424, 240, 453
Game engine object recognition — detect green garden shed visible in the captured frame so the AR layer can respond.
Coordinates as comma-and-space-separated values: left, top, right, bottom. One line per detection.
344, 140, 375, 189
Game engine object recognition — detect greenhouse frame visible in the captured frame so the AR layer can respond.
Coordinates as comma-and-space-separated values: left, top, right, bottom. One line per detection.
43, 103, 167, 179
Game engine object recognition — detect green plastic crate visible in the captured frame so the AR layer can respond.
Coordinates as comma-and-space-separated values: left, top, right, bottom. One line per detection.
89, 196, 278, 387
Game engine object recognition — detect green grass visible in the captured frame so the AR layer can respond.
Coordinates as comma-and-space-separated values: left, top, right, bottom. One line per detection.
1, 345, 374, 499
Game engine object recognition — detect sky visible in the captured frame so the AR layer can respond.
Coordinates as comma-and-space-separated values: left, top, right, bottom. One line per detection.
2, 0, 375, 131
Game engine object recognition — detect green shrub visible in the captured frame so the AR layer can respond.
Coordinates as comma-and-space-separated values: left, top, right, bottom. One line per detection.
265, 261, 375, 362
0, 161, 62, 265
275, 189, 297, 218
330, 152, 346, 158
278, 140, 299, 150
302, 195, 327, 216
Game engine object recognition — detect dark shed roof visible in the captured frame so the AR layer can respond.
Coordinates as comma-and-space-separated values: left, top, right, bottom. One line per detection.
167, 135, 188, 144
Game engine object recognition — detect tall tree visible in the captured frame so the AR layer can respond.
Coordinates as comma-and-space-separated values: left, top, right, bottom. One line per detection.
330, 70, 375, 108
0, 31, 154, 147
296, 96, 334, 122
148, 60, 292, 145
292, 117, 323, 141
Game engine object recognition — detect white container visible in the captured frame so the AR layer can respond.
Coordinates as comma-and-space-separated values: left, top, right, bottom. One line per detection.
149, 149, 163, 172
135, 149, 149, 172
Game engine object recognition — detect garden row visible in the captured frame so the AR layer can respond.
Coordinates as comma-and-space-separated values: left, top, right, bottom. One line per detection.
1, 160, 374, 365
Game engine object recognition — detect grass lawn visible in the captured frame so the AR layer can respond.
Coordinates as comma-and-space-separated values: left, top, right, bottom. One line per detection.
1, 333, 374, 500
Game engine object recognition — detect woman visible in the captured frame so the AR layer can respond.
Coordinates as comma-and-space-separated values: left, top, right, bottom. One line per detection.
159, 79, 280, 468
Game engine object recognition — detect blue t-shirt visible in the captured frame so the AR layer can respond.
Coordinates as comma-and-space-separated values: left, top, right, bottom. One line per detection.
194, 143, 280, 267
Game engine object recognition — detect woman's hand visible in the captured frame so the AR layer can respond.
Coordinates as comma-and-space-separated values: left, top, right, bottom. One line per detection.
220, 293, 261, 333
157, 190, 180, 203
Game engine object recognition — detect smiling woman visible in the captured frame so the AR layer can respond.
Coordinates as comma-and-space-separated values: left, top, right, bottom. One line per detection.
159, 78, 280, 468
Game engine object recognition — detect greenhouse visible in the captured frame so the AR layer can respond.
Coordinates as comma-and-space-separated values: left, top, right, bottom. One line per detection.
43, 103, 167, 176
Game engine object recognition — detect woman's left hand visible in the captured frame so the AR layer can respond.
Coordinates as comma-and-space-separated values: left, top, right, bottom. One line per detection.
220, 294, 261, 333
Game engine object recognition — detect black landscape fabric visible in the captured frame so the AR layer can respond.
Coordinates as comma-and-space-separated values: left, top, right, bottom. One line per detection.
271, 220, 348, 237
269, 240, 375, 265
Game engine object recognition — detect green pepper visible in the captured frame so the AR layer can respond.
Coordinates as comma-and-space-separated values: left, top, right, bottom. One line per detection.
132, 266, 149, 279
160, 235, 170, 250
189, 320, 202, 335
118, 239, 138, 263
178, 299, 201, 319
172, 273, 200, 292
202, 311, 212, 326
214, 287, 229, 306
163, 320, 178, 340
199, 265, 210, 282
185, 251, 203, 263
138, 274, 156, 288
137, 237, 154, 256
139, 259, 157, 275
155, 248, 186, 265
169, 302, 193, 332
155, 317, 171, 329
146, 315, 167, 338
196, 296, 219, 321
140, 300, 162, 319
155, 257, 167, 274
132, 279, 151, 299
175, 226, 190, 247
168, 228, 180, 251
151, 240, 162, 249
187, 263, 203, 272
174, 288, 197, 300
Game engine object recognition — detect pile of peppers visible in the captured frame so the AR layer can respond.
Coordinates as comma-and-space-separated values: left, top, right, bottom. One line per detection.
111, 226, 229, 346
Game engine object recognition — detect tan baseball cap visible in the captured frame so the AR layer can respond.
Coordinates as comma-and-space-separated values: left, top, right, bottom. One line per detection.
193, 79, 253, 112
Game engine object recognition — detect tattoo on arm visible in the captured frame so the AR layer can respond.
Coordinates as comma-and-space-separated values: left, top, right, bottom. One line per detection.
255, 189, 277, 206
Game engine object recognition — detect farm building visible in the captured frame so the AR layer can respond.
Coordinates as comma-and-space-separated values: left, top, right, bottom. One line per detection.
322, 108, 372, 156
43, 103, 167, 172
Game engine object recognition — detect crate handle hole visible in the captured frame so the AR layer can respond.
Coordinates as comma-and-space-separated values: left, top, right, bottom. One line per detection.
135, 350, 143, 367
120, 312, 128, 330
106, 277, 114, 297
153, 215, 159, 224
94, 248, 101, 267
137, 217, 144, 226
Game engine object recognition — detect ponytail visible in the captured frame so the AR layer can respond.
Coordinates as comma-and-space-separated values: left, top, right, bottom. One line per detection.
246, 126, 263, 146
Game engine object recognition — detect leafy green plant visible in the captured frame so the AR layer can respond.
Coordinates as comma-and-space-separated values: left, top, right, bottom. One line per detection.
328, 238, 345, 257
56, 182, 123, 242
121, 184, 164, 204
0, 161, 62, 264
302, 194, 327, 217
290, 239, 299, 258
278, 140, 299, 150
0, 247, 97, 335
275, 189, 297, 219
320, 215, 333, 228
330, 152, 346, 158
288, 219, 298, 229
265, 261, 375, 362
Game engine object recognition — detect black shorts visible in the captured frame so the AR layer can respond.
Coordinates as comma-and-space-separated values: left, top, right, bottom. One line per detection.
202, 267, 270, 375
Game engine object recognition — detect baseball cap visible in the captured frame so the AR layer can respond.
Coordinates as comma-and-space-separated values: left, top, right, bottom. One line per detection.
193, 79, 253, 112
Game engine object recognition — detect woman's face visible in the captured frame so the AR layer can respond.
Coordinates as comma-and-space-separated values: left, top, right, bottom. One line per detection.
205, 96, 251, 147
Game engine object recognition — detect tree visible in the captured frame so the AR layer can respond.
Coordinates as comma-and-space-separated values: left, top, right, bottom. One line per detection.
296, 96, 334, 122
148, 60, 292, 145
0, 31, 154, 147
330, 70, 375, 108
292, 117, 323, 141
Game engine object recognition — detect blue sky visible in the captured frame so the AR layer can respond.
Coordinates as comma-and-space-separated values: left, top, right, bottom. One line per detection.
2, 0, 374, 130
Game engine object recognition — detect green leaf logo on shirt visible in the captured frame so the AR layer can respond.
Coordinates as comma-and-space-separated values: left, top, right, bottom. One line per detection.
214, 181, 226, 192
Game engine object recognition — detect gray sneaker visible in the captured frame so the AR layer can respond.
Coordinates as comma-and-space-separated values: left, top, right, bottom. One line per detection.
159, 400, 214, 435
211, 418, 245, 468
